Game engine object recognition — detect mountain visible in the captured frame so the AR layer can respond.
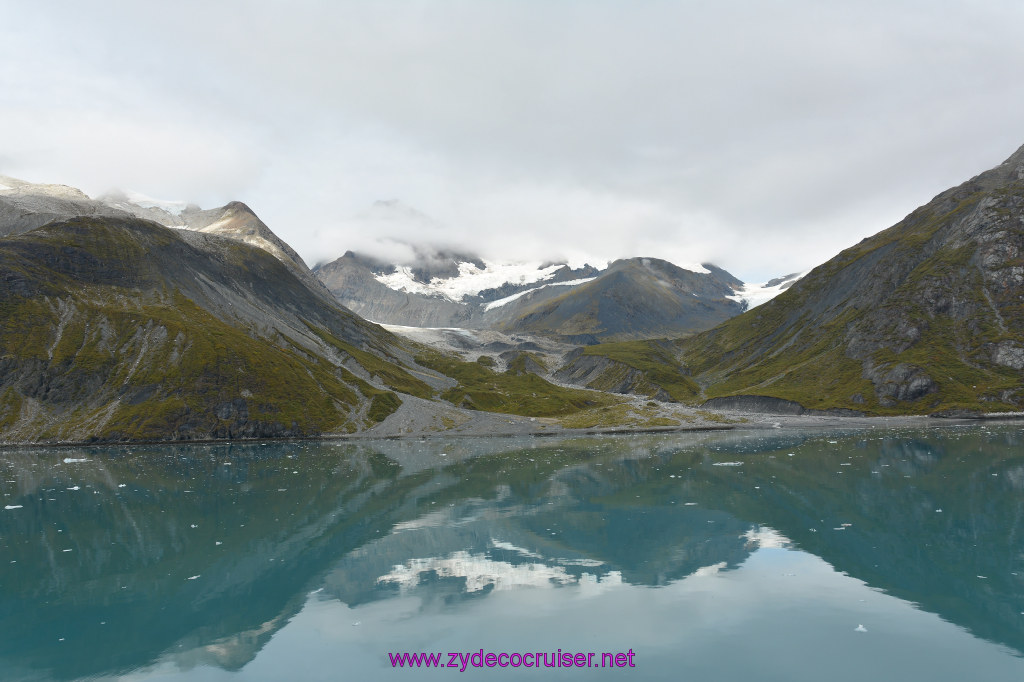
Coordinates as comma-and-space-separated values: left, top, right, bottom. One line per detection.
0, 213, 442, 442
1, 177, 327, 294
314, 247, 601, 330
315, 242, 765, 341
0, 179, 635, 442
679, 143, 1024, 415
497, 257, 746, 341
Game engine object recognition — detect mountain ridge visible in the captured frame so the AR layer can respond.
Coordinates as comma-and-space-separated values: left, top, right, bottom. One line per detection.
314, 245, 780, 340
676, 142, 1024, 414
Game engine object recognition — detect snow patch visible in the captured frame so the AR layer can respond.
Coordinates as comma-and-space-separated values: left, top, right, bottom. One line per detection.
377, 551, 618, 593
688, 561, 728, 578
490, 539, 545, 560
484, 277, 596, 311
374, 261, 569, 303
0, 182, 12, 191
727, 271, 809, 310
743, 526, 791, 549
118, 190, 190, 216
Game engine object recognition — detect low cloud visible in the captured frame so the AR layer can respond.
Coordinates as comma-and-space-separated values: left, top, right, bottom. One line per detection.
4, 1, 1024, 282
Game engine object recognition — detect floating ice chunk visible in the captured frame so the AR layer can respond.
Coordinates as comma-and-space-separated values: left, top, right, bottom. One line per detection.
118, 484, 126, 488
67, 486, 80, 491
855, 624, 867, 633
63, 458, 90, 463
712, 461, 743, 467
187, 575, 200, 580
4, 505, 23, 510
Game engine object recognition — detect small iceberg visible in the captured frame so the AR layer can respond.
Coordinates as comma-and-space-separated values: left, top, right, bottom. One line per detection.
855, 624, 867, 633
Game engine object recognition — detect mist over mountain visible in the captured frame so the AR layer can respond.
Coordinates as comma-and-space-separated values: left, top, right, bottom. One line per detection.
312, 203, 796, 341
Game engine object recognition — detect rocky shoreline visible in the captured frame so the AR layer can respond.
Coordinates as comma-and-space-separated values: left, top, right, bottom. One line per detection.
4, 403, 1019, 450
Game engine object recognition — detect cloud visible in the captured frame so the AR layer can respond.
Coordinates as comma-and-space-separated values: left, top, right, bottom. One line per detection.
4, 1, 1024, 282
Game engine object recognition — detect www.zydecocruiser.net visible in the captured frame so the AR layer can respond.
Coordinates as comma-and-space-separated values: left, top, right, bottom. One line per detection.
389, 649, 637, 671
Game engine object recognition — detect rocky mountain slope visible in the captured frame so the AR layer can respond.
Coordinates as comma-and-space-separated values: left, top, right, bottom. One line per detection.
0, 214, 443, 442
676, 143, 1024, 414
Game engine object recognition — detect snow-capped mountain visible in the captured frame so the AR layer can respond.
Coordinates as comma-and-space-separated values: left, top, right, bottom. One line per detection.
314, 240, 795, 341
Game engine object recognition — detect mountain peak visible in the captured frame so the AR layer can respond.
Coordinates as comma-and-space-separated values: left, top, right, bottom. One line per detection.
223, 200, 257, 216
997, 141, 1024, 181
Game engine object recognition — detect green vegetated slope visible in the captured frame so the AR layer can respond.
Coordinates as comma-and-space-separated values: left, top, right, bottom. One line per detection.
0, 217, 429, 442
680, 144, 1024, 415
415, 350, 620, 417
554, 339, 700, 402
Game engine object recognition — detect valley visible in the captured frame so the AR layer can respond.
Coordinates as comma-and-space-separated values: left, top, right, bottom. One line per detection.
3, 142, 1024, 445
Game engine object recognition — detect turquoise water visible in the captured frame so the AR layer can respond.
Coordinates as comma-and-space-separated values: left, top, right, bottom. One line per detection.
2, 424, 1023, 680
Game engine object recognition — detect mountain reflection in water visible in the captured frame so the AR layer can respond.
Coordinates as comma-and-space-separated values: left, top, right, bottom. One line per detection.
1, 425, 1023, 680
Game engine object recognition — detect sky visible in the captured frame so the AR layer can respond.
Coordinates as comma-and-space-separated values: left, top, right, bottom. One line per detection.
3, 0, 1024, 283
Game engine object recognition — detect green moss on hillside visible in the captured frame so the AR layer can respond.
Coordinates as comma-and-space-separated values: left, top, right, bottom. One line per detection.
306, 324, 433, 399
415, 350, 619, 417
0, 291, 379, 440
581, 340, 701, 401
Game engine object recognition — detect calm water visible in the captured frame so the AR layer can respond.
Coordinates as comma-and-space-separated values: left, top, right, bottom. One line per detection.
2, 424, 1024, 681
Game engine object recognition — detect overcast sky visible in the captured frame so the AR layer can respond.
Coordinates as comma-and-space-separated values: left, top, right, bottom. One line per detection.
3, 0, 1024, 282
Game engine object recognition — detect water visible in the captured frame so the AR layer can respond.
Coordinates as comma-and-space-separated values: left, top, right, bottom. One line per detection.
2, 424, 1023, 680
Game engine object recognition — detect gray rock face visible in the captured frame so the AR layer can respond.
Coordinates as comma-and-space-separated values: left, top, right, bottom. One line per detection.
992, 342, 1024, 370
863, 363, 938, 406
700, 395, 807, 415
